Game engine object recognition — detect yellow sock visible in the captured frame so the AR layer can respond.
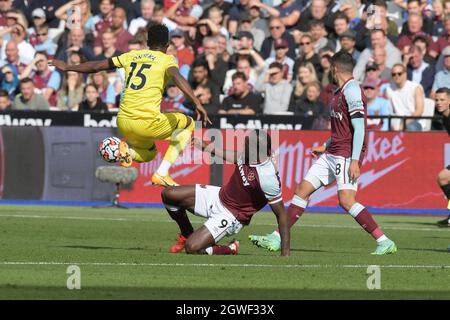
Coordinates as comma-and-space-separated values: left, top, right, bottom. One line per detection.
163, 119, 194, 164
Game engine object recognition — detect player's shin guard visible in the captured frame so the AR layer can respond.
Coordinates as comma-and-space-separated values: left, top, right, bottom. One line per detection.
288, 195, 307, 228
160, 119, 195, 175
348, 203, 385, 241
164, 204, 194, 238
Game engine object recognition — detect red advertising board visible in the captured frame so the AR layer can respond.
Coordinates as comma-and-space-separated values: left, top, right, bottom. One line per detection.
223, 131, 449, 209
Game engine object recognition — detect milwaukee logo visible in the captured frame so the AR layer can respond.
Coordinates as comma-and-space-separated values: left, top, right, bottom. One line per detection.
0, 114, 52, 126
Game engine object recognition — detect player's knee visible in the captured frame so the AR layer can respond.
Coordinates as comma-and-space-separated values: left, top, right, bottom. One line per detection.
338, 197, 354, 212
184, 239, 201, 254
437, 170, 450, 186
161, 187, 178, 204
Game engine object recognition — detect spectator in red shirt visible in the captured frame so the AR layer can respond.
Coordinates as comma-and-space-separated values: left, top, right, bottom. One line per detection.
166, 0, 203, 27
170, 29, 194, 67
94, 7, 132, 55
0, 0, 12, 27
89, 0, 115, 39
397, 13, 439, 57
96, 29, 122, 60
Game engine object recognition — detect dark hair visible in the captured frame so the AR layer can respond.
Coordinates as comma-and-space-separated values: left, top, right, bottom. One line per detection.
334, 12, 349, 24
268, 61, 283, 70
84, 83, 99, 93
330, 50, 355, 74
244, 130, 272, 164
436, 87, 450, 96
232, 71, 247, 82
20, 77, 33, 85
192, 60, 209, 71
0, 89, 9, 98
373, 0, 388, 9
35, 50, 48, 59
308, 19, 325, 30
147, 24, 169, 49
407, 0, 420, 5
100, 0, 115, 4
370, 28, 386, 37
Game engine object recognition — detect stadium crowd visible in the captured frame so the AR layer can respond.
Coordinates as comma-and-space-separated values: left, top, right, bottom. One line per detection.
0, 0, 449, 132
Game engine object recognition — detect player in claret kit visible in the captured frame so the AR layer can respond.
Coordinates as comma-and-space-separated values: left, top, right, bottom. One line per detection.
160, 130, 290, 256
250, 51, 397, 255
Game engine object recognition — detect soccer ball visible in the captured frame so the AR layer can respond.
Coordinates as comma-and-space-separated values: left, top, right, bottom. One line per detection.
99, 137, 121, 163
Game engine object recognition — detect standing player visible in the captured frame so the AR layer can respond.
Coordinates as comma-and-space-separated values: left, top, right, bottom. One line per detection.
51, 24, 210, 187
249, 51, 397, 255
161, 130, 290, 256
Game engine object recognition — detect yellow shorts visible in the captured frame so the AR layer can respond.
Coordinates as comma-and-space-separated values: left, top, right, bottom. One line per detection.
117, 112, 190, 150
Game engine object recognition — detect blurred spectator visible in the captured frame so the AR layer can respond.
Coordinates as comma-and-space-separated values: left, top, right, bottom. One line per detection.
33, 25, 58, 58
248, 3, 269, 35
216, 33, 231, 63
202, 6, 229, 38
354, 29, 402, 81
94, 7, 132, 55
238, 13, 265, 52
151, 5, 178, 32
29, 0, 66, 29
57, 71, 85, 111
431, 87, 450, 132
0, 89, 11, 110
170, 29, 194, 68
318, 47, 334, 86
339, 29, 360, 61
55, 0, 92, 35
258, 38, 294, 80
223, 57, 257, 95
12, 77, 49, 110
161, 83, 187, 113
218, 72, 261, 115
190, 60, 221, 106
256, 61, 293, 114
96, 29, 121, 60
260, 17, 296, 59
166, 0, 203, 27
310, 20, 333, 54
0, 0, 12, 27
274, 0, 302, 30
201, 0, 232, 20
0, 65, 18, 100
87, 0, 114, 38
434, 14, 450, 56
293, 33, 322, 79
431, 46, 450, 97
25, 51, 61, 107
397, 14, 438, 57
412, 33, 437, 66
405, 45, 435, 96
331, 12, 350, 52
129, 0, 157, 36
55, 28, 95, 62
370, 46, 391, 82
88, 71, 116, 109
194, 84, 219, 114
386, 63, 425, 131
400, 0, 434, 35
228, 0, 252, 34
0, 41, 26, 76
1, 23, 35, 65
297, 0, 332, 32
431, 0, 446, 36
363, 78, 392, 131
291, 61, 319, 102
229, 31, 263, 68
289, 81, 326, 118
78, 83, 108, 112
339, 0, 361, 30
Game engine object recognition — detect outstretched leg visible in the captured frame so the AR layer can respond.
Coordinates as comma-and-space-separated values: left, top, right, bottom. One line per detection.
436, 167, 450, 226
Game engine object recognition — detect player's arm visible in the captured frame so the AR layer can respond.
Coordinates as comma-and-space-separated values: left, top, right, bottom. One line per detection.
193, 138, 238, 164
311, 138, 331, 159
167, 66, 212, 126
270, 201, 290, 257
49, 59, 115, 74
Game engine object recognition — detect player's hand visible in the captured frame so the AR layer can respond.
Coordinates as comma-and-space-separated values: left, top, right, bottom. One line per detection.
195, 104, 212, 126
191, 137, 203, 150
311, 145, 326, 159
349, 160, 360, 184
49, 60, 67, 72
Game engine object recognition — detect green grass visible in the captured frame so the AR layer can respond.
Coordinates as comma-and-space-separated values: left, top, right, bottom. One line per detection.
0, 205, 448, 299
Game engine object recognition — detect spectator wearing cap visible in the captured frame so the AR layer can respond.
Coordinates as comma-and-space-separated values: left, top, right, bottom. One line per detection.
364, 62, 389, 97
79, 84, 109, 113
238, 13, 266, 52
404, 45, 435, 96
170, 29, 195, 68
309, 20, 333, 54
412, 33, 437, 66
289, 81, 326, 118
29, 0, 66, 29
0, 64, 19, 100
94, 7, 133, 55
229, 31, 263, 69
223, 57, 257, 95
271, 0, 303, 30
0, 89, 11, 111
363, 78, 392, 131
434, 14, 450, 56
256, 61, 293, 114
0, 23, 35, 65
28, 9, 47, 47
400, 0, 434, 36
431, 46, 450, 98
189, 60, 221, 106
260, 17, 296, 60
166, 0, 203, 27
354, 29, 402, 81
386, 63, 425, 131
87, 0, 114, 38
339, 29, 360, 61
293, 34, 322, 79
258, 38, 294, 81
13, 77, 49, 111
218, 71, 262, 115
397, 13, 439, 57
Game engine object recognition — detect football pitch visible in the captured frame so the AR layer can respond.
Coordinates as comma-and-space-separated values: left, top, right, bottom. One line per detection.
0, 205, 448, 300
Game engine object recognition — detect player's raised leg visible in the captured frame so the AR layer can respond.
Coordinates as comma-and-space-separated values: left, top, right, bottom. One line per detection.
436, 167, 450, 227
152, 114, 195, 187
338, 189, 396, 255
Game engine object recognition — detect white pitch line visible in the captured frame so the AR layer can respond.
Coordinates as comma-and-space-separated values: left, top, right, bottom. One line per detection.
0, 261, 449, 269
0, 214, 448, 233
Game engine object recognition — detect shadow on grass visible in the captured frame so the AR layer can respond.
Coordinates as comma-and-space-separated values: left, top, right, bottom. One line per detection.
0, 286, 448, 300
60, 245, 145, 251
385, 221, 442, 227
398, 247, 450, 254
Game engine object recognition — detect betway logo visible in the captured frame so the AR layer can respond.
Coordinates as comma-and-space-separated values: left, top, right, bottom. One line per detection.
0, 114, 52, 126
220, 118, 302, 130
84, 114, 117, 127
330, 110, 343, 121
237, 158, 250, 186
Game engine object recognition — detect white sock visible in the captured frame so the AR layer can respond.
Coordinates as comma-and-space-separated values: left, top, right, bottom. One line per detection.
272, 230, 280, 237
376, 235, 388, 243
156, 160, 172, 176
205, 247, 213, 255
